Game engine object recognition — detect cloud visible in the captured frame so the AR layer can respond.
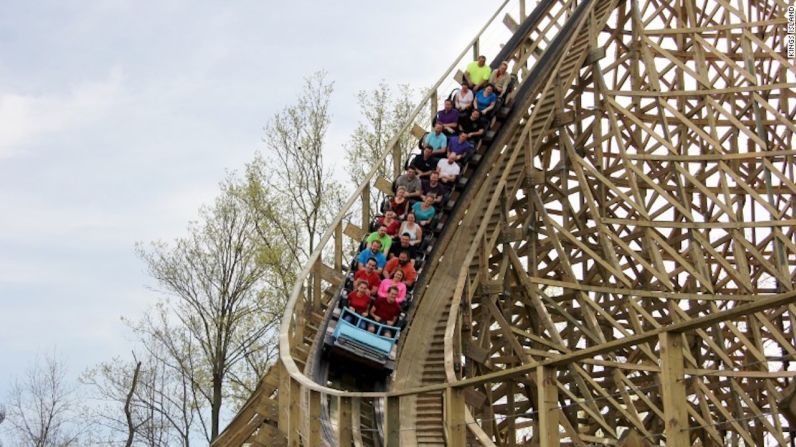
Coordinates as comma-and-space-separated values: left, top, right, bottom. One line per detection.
0, 67, 125, 158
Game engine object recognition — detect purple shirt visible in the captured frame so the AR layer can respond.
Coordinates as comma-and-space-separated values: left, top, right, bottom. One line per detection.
436, 108, 459, 126
448, 137, 473, 155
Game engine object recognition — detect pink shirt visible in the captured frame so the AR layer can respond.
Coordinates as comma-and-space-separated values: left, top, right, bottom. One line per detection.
377, 279, 407, 304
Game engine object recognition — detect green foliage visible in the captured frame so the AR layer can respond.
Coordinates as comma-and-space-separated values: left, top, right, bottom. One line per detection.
133, 179, 276, 442
345, 82, 417, 211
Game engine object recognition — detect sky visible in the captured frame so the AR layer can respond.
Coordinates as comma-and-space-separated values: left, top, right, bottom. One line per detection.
0, 0, 506, 432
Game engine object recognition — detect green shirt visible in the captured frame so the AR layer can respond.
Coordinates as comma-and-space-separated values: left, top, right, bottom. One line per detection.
366, 232, 392, 254
466, 61, 492, 85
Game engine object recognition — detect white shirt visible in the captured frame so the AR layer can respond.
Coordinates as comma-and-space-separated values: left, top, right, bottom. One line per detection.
437, 158, 461, 178
455, 89, 474, 110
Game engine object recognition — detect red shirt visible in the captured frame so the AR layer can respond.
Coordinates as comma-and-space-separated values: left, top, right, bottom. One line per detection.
354, 270, 381, 291
378, 217, 401, 236
371, 296, 401, 324
383, 258, 417, 286
347, 290, 371, 314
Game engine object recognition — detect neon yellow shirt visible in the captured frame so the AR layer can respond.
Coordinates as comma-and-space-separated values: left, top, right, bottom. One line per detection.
466, 61, 492, 85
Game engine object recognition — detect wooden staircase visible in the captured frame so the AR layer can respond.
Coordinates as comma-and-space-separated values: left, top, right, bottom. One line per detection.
414, 308, 451, 445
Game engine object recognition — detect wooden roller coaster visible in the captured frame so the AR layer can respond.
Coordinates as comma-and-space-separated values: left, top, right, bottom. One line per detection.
214, 0, 796, 445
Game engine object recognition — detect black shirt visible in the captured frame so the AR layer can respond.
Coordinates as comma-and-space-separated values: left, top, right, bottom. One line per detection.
389, 241, 417, 259
458, 115, 487, 138
410, 154, 438, 174
423, 181, 448, 197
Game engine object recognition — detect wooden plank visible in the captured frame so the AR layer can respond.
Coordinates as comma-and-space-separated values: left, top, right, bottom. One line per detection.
318, 261, 344, 286
411, 123, 426, 139
374, 176, 394, 195
453, 70, 465, 85
463, 339, 490, 363
344, 222, 366, 242
464, 388, 488, 408
503, 13, 519, 32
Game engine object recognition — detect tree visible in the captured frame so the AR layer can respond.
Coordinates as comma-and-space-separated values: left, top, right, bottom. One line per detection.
345, 82, 416, 211
135, 179, 277, 442
82, 338, 198, 446
244, 70, 346, 266
238, 70, 347, 306
4, 353, 84, 447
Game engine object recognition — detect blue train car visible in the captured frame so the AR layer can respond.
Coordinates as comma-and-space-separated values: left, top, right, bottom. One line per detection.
324, 307, 401, 371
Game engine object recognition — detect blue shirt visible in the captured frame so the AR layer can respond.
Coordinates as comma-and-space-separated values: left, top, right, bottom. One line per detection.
448, 137, 473, 156
412, 201, 436, 222
424, 131, 448, 150
357, 249, 386, 269
475, 90, 497, 111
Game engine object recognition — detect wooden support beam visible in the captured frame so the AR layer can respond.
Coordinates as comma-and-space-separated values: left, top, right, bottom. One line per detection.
392, 144, 402, 179
334, 223, 342, 271
536, 366, 559, 447
308, 390, 321, 447
384, 396, 401, 447
660, 332, 689, 446
288, 378, 301, 447
351, 398, 364, 446
312, 259, 322, 309
361, 184, 370, 230
337, 396, 352, 447
430, 91, 438, 126
278, 361, 290, 435
446, 388, 467, 446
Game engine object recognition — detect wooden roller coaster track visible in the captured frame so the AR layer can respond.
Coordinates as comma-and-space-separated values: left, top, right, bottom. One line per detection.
215, 0, 796, 444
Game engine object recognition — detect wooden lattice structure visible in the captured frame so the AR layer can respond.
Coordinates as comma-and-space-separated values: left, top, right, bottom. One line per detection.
215, 0, 796, 445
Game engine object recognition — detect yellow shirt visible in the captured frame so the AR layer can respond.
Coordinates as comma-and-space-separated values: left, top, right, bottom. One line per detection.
466, 61, 492, 85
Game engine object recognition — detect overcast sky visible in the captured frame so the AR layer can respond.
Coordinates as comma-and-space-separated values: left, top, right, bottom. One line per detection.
0, 0, 509, 423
